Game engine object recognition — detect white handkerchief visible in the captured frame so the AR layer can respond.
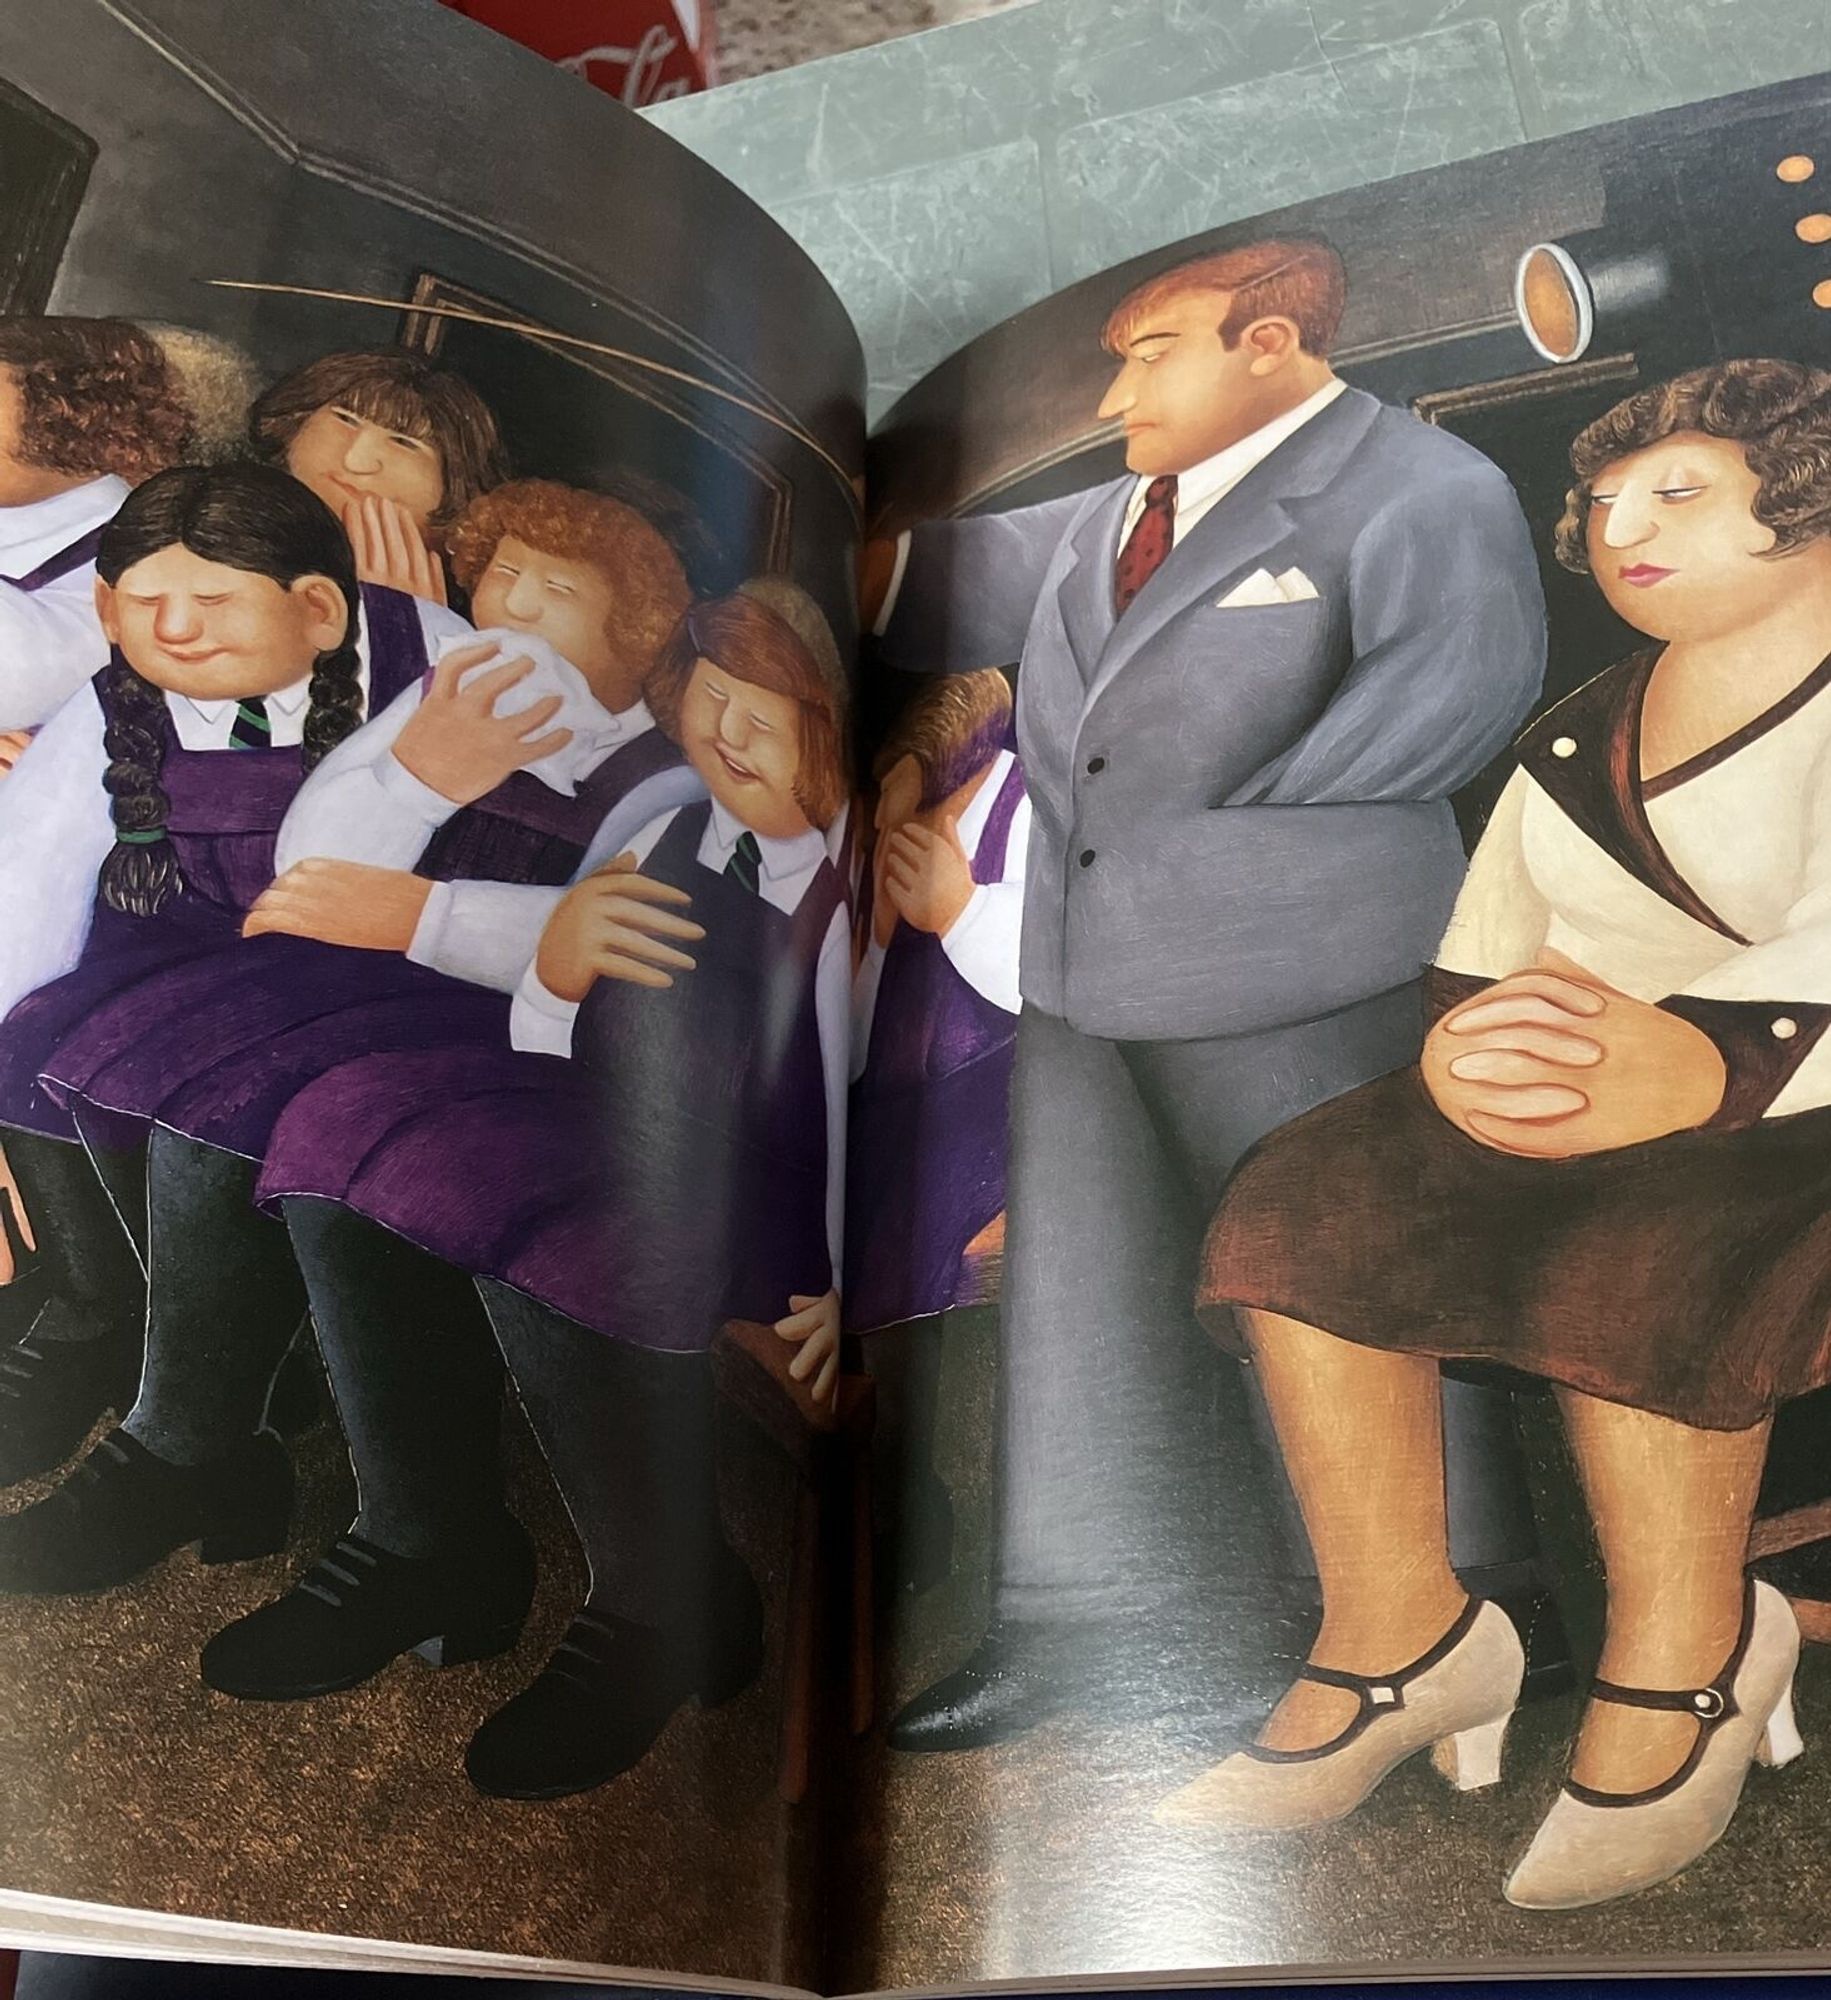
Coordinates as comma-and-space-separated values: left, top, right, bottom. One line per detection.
434, 629, 625, 796
1273, 565, 1320, 602
1216, 567, 1286, 608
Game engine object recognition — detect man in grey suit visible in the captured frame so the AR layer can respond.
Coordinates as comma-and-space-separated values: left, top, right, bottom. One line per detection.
866, 237, 1549, 1749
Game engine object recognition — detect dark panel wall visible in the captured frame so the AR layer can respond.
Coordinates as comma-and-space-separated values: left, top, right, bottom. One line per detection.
0, 0, 864, 647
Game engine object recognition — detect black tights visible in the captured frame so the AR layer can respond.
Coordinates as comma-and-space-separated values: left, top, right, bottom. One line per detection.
5, 1125, 145, 1344
284, 1198, 507, 1558
477, 1278, 722, 1631
122, 1130, 308, 1464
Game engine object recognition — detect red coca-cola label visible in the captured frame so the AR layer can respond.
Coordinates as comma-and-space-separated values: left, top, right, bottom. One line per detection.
439, 0, 715, 105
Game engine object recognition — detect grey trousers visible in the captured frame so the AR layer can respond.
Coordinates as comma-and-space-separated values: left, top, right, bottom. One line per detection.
993, 990, 1537, 1627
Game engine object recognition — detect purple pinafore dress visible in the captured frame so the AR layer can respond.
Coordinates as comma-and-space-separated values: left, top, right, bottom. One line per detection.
259, 799, 845, 1350
842, 759, 1024, 1329
0, 585, 429, 1145
41, 718, 682, 1160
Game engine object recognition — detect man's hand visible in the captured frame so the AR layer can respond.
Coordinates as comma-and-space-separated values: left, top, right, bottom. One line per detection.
0, 731, 32, 779
883, 813, 976, 937
243, 858, 434, 952
775, 1288, 840, 1405
343, 492, 448, 605
393, 643, 573, 806
534, 852, 705, 1003
1424, 953, 1727, 1157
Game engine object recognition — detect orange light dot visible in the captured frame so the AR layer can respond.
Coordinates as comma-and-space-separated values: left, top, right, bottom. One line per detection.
1799, 214, 1831, 243
1814, 279, 1831, 308
1778, 155, 1817, 183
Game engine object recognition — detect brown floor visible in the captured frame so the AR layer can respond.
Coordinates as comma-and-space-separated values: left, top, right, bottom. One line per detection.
14, 1307, 1831, 1994
0, 1404, 820, 1987
839, 1310, 1831, 1991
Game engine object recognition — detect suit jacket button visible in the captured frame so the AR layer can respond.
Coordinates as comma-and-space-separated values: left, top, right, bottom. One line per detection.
1551, 735, 1578, 758
1079, 849, 1096, 868
1086, 755, 1106, 774
1772, 1016, 1800, 1040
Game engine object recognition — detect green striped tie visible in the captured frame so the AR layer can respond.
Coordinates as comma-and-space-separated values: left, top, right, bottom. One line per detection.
724, 829, 762, 894
227, 697, 272, 750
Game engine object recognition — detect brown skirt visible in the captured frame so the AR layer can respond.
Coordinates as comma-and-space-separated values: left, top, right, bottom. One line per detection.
1198, 1067, 1831, 1432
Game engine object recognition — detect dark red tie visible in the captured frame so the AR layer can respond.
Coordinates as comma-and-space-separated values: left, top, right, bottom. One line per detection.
1113, 474, 1178, 615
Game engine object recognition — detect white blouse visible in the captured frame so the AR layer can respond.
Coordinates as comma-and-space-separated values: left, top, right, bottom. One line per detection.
1436, 653, 1831, 1121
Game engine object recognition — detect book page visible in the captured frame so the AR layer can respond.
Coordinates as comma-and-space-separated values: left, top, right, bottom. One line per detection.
840, 65, 1831, 1992
0, 0, 863, 1987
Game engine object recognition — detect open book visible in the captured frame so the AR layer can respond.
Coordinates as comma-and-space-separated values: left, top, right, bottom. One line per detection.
1, 0, 1831, 1988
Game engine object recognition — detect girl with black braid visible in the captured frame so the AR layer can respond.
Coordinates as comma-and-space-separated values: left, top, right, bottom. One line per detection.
0, 462, 425, 1517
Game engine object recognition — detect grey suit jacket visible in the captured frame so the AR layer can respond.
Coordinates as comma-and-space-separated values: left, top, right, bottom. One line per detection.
875, 386, 1548, 1042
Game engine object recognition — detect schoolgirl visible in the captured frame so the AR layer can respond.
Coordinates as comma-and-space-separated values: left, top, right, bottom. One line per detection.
211, 589, 852, 1800
0, 486, 696, 1597
0, 462, 428, 1504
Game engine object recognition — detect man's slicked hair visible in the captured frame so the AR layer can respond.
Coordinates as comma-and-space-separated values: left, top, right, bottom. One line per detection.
1102, 238, 1347, 359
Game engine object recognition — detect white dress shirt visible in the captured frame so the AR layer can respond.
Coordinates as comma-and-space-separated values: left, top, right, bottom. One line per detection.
851, 746, 1028, 1072
0, 590, 462, 1017
0, 475, 131, 730
1115, 376, 1348, 549
274, 629, 702, 992
869, 377, 1348, 639
512, 797, 853, 1292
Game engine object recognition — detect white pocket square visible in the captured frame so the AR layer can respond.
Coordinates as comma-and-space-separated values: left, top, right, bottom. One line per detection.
1217, 565, 1319, 608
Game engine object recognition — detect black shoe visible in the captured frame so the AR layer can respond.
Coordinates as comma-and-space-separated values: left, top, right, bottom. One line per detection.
200, 1516, 537, 1700
0, 1427, 290, 1594
0, 1301, 142, 1487
466, 1556, 764, 1800
889, 1620, 1072, 1751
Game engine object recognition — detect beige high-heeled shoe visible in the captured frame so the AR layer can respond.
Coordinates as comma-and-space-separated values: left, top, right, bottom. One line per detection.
1153, 1596, 1524, 1832
1505, 1579, 1802, 1910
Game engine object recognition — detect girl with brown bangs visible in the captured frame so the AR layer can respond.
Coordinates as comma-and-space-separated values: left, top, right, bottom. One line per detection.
195, 588, 851, 1802
250, 347, 506, 613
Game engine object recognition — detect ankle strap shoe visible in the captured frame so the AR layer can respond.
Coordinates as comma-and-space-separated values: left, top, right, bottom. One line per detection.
1505, 1580, 1803, 1909
1154, 1596, 1524, 1831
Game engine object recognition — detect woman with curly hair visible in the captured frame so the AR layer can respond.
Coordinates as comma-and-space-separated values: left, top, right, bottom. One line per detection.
1159, 359, 1831, 1909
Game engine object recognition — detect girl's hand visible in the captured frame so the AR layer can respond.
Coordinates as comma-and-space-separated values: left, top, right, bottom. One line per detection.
343, 492, 447, 605
244, 859, 433, 951
534, 853, 704, 1002
774, 1288, 840, 1405
394, 643, 572, 806
883, 813, 976, 938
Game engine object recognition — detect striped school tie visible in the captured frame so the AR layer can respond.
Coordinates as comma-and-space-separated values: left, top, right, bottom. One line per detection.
227, 697, 272, 750
724, 830, 762, 894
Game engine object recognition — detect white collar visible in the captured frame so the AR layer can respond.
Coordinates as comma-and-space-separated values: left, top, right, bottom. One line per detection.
0, 474, 129, 572
704, 794, 828, 886
1160, 377, 1348, 514
951, 747, 1015, 854
179, 676, 314, 726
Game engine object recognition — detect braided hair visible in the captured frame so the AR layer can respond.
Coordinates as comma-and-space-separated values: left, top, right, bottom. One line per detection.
95, 462, 361, 916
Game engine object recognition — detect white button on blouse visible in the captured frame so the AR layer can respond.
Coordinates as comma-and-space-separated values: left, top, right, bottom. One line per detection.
1551, 735, 1578, 758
